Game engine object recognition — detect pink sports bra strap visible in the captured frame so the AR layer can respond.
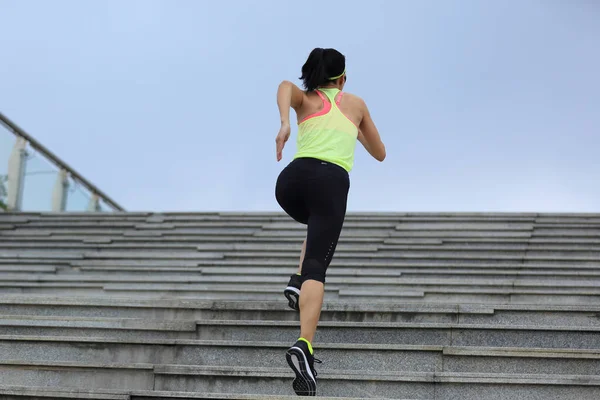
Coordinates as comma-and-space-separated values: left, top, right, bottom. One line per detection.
336, 92, 344, 105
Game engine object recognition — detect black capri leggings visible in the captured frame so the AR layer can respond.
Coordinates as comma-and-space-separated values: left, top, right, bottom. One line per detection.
275, 157, 350, 284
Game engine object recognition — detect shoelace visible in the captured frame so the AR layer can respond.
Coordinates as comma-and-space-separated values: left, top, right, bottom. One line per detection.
311, 357, 323, 377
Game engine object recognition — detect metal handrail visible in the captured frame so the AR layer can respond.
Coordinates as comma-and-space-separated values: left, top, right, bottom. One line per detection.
0, 111, 125, 211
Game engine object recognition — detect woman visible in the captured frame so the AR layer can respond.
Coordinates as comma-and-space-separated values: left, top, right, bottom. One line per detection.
275, 47, 386, 396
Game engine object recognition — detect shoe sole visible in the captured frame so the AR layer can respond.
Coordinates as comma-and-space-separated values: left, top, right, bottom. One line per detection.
286, 346, 316, 396
284, 286, 300, 311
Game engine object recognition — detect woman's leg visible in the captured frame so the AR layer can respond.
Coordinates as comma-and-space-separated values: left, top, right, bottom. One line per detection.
297, 161, 349, 344
299, 210, 346, 343
282, 158, 349, 397
276, 161, 311, 310
299, 279, 324, 343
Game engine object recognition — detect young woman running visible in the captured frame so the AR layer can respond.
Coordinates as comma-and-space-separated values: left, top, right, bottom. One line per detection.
275, 47, 386, 396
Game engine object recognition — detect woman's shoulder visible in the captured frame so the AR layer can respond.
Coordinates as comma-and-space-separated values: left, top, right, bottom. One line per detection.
340, 92, 366, 108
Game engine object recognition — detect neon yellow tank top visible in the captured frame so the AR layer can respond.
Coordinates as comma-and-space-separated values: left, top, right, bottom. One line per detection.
293, 88, 359, 172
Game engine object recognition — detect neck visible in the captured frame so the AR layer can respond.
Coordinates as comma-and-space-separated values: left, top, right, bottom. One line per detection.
318, 84, 341, 90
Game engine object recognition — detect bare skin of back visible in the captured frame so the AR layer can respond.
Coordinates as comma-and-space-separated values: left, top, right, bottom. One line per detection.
295, 90, 363, 127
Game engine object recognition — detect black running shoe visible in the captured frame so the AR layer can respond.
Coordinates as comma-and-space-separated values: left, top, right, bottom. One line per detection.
284, 273, 303, 311
286, 340, 322, 396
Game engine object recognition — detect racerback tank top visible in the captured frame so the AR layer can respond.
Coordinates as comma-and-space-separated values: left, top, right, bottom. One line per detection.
293, 88, 359, 172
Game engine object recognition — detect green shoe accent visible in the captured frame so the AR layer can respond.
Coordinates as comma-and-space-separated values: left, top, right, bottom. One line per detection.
298, 337, 313, 355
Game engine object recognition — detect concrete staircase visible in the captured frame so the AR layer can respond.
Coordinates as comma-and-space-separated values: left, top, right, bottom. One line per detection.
1, 211, 600, 399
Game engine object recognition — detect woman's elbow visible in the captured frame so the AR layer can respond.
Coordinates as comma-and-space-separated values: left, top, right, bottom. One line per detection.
376, 146, 386, 162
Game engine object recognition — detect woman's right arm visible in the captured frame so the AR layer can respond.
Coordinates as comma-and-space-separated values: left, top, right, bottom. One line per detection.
358, 99, 386, 162
277, 80, 305, 126
275, 81, 306, 161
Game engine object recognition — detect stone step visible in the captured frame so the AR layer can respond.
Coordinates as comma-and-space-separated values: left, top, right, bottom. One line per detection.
2, 233, 596, 246
6, 296, 600, 328
198, 266, 600, 280
154, 366, 600, 399
3, 212, 598, 221
0, 266, 57, 273
0, 259, 69, 266
4, 334, 600, 377
22, 221, 267, 229
256, 230, 534, 238
0, 360, 154, 391
222, 250, 600, 262
534, 230, 600, 237
37, 212, 150, 218
0, 274, 218, 284
190, 319, 600, 349
86, 252, 225, 260
18, 221, 139, 228
75, 266, 206, 276
260, 222, 534, 231
366, 292, 600, 306
195, 259, 600, 270
0, 242, 380, 253
2, 296, 598, 325
68, 258, 600, 272
209, 262, 600, 275
382, 244, 600, 252
262, 221, 398, 230
6, 242, 600, 259
359, 269, 600, 280
6, 278, 600, 295
0, 337, 440, 372
1, 228, 261, 237
224, 251, 526, 260
7, 274, 600, 291
341, 288, 600, 305
394, 223, 534, 231
0, 285, 306, 300
7, 277, 600, 302
0, 235, 385, 244
80, 266, 402, 278
536, 217, 600, 224
0, 296, 487, 321
6, 282, 600, 305
0, 385, 400, 400
0, 385, 128, 399
1, 360, 599, 399
0, 316, 197, 340
0, 252, 83, 260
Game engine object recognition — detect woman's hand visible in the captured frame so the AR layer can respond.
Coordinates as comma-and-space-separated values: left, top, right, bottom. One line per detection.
276, 122, 291, 162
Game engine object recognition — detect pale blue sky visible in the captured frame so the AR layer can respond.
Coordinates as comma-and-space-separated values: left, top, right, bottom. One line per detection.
1, 0, 599, 212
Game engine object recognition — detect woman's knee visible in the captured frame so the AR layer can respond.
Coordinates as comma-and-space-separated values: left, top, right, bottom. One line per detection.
301, 258, 327, 284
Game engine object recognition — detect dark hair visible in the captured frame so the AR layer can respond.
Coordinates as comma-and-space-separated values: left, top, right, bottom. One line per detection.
300, 48, 346, 92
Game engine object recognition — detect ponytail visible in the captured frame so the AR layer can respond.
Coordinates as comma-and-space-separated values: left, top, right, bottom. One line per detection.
300, 48, 346, 92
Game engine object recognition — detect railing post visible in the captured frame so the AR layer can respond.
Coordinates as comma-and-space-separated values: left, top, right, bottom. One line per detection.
52, 169, 69, 212
6, 138, 28, 211
0, 175, 7, 212
88, 193, 101, 212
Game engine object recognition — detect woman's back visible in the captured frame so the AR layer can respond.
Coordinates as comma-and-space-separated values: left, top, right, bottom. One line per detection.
275, 47, 386, 165
294, 88, 359, 172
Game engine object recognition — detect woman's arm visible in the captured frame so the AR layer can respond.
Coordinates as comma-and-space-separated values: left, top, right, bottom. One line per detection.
277, 81, 305, 125
275, 81, 305, 161
358, 98, 386, 162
